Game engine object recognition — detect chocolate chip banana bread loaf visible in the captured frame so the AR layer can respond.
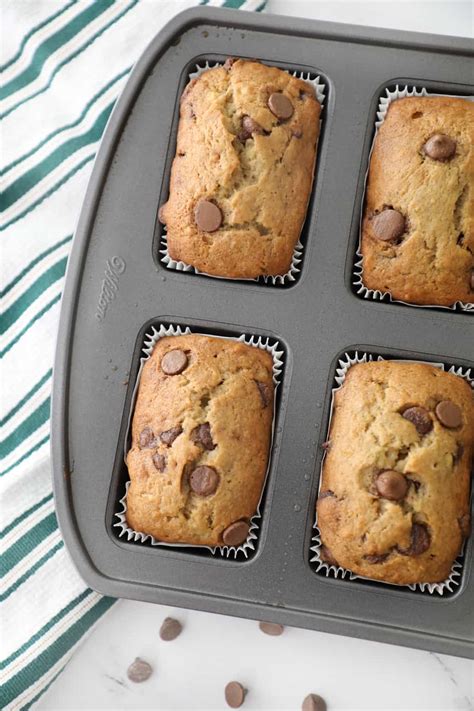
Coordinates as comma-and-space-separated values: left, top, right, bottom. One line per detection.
126, 334, 274, 546
159, 58, 320, 279
317, 361, 473, 585
361, 96, 474, 306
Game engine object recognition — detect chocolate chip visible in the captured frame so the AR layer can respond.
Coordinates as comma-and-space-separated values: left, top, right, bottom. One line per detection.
292, 127, 303, 138
225, 681, 246, 708
458, 514, 471, 538
423, 133, 456, 161
239, 115, 265, 141
259, 621, 284, 636
319, 490, 335, 500
402, 406, 433, 435
399, 523, 430, 556
159, 617, 182, 641
255, 380, 272, 408
302, 693, 327, 711
454, 442, 464, 463
189, 465, 219, 496
222, 520, 249, 546
190, 422, 215, 450
376, 470, 408, 501
364, 553, 389, 564
127, 658, 152, 683
152, 452, 166, 472
224, 57, 236, 70
435, 400, 462, 429
320, 545, 338, 567
160, 425, 182, 446
268, 92, 293, 120
161, 349, 188, 375
371, 209, 406, 242
194, 199, 222, 232
139, 427, 157, 449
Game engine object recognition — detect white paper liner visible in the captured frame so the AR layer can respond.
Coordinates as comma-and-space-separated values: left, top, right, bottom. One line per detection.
310, 351, 473, 595
160, 61, 326, 285
353, 85, 474, 312
114, 322, 284, 559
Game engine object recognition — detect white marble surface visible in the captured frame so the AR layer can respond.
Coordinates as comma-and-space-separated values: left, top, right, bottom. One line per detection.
40, 2, 473, 709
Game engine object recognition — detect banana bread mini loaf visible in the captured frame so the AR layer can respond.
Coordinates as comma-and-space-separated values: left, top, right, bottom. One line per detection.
361, 96, 474, 306
126, 334, 274, 546
159, 58, 321, 279
317, 361, 473, 585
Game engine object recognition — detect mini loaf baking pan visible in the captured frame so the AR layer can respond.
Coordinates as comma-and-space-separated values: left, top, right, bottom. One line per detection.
51, 7, 474, 659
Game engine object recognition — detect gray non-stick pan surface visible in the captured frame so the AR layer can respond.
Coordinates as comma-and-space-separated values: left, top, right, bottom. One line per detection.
51, 7, 474, 658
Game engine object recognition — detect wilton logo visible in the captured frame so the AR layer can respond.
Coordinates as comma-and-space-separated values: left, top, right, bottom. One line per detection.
95, 256, 126, 322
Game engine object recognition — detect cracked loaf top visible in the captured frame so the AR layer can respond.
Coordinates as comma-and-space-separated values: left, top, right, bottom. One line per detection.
361, 96, 474, 306
159, 58, 320, 279
317, 361, 473, 585
126, 335, 274, 546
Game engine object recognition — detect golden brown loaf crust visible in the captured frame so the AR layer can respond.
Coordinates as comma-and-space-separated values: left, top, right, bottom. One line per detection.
159, 58, 320, 279
317, 361, 473, 585
126, 335, 274, 546
361, 97, 474, 306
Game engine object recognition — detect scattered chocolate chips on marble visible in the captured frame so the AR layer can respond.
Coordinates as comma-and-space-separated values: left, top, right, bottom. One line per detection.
127, 657, 153, 683
225, 681, 246, 708
268, 92, 294, 120
189, 465, 220, 496
222, 520, 249, 546
259, 621, 284, 636
401, 406, 432, 434
435, 400, 462, 429
194, 198, 223, 232
190, 422, 215, 450
302, 693, 327, 711
161, 349, 188, 375
371, 208, 406, 242
423, 133, 456, 161
375, 470, 408, 501
159, 616, 182, 641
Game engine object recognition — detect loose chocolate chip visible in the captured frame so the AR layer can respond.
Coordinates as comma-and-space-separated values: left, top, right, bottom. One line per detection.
292, 127, 303, 138
159, 425, 183, 446
371, 209, 406, 242
255, 380, 272, 408
423, 133, 456, 161
302, 693, 327, 711
376, 470, 408, 501
223, 57, 236, 70
319, 490, 335, 500
152, 452, 167, 472
159, 617, 182, 641
268, 92, 294, 120
402, 406, 433, 435
190, 422, 215, 450
435, 400, 462, 429
194, 199, 222, 232
364, 553, 389, 564
458, 514, 471, 538
189, 465, 220, 496
222, 520, 249, 546
320, 545, 338, 567
127, 658, 152, 683
239, 115, 265, 141
139, 427, 157, 449
161, 349, 188, 375
225, 681, 246, 708
399, 523, 431, 556
259, 621, 284, 636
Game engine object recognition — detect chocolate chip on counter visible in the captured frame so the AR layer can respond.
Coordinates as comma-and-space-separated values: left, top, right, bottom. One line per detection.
268, 92, 294, 120
458, 514, 471, 538
127, 658, 152, 683
302, 693, 327, 711
423, 133, 456, 161
399, 522, 431, 556
239, 115, 265, 141
375, 470, 408, 501
190, 422, 215, 450
159, 617, 182, 641
194, 199, 223, 232
259, 621, 284, 636
224, 56, 236, 70
159, 425, 183, 446
371, 209, 406, 242
225, 681, 246, 708
139, 427, 157, 449
319, 490, 335, 500
320, 545, 338, 567
292, 127, 303, 138
152, 452, 167, 472
401, 406, 433, 435
189, 465, 220, 496
255, 380, 272, 408
161, 349, 188, 375
364, 552, 389, 564
222, 520, 249, 546
435, 400, 462, 429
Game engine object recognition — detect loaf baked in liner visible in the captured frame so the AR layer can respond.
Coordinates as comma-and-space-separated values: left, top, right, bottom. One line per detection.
159, 58, 322, 281
313, 355, 473, 591
355, 87, 474, 310
115, 325, 283, 556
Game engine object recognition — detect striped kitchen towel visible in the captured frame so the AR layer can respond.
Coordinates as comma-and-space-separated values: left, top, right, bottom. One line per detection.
0, 1, 266, 708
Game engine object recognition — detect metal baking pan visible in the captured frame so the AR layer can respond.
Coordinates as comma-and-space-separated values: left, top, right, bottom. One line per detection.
51, 7, 474, 658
